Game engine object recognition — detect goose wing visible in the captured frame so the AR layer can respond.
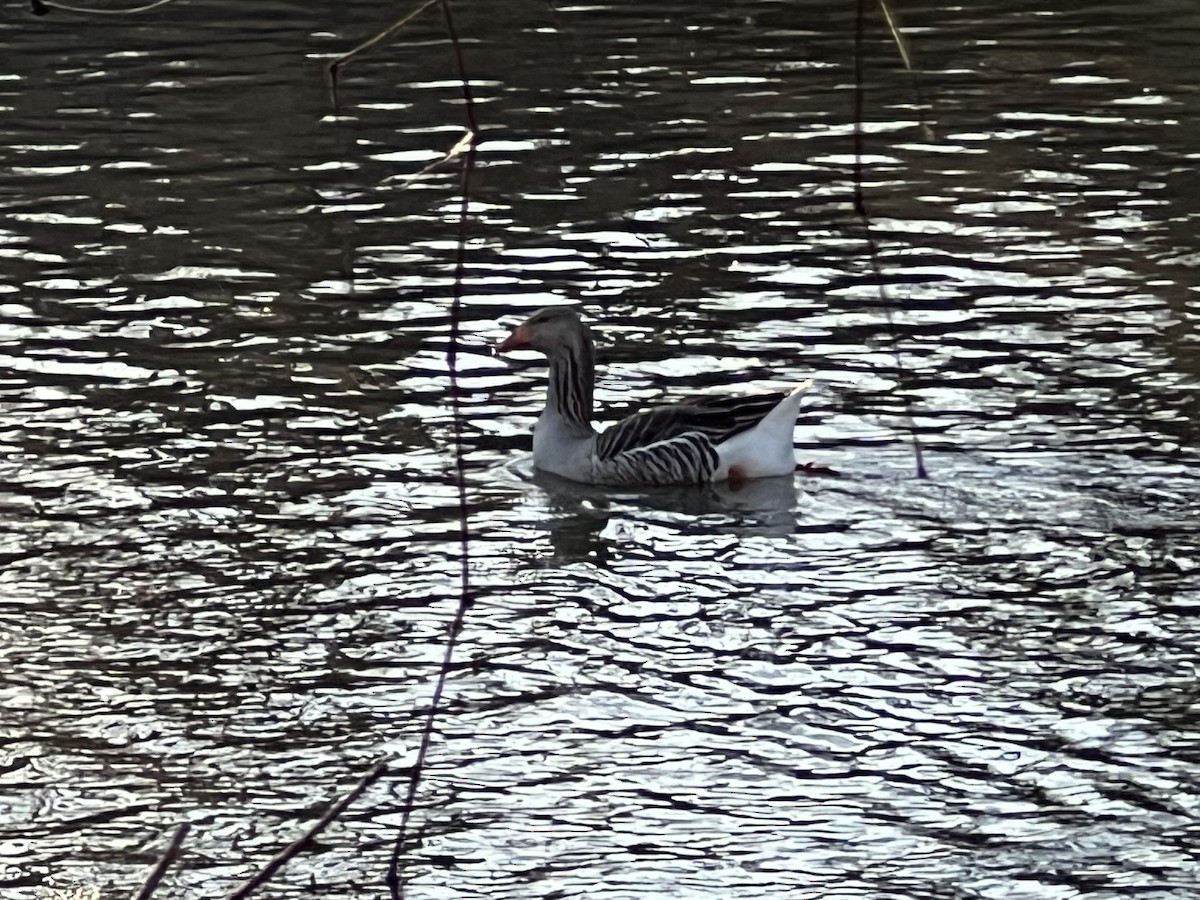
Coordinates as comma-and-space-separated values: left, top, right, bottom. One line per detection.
592, 432, 720, 486
594, 392, 787, 460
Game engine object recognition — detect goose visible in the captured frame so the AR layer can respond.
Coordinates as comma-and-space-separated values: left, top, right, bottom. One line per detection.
496, 306, 813, 486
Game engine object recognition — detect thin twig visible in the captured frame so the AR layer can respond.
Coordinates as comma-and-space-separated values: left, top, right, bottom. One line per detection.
129, 823, 190, 900
854, 0, 929, 479
877, 0, 913, 72
31, 0, 181, 15
327, 0, 442, 108
386, 2, 478, 898
224, 760, 389, 900
440, 1, 479, 136
876, 0, 935, 140
386, 128, 475, 185
853, 0, 867, 221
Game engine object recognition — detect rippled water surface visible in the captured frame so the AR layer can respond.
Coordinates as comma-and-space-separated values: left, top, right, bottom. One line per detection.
3, 0, 1200, 897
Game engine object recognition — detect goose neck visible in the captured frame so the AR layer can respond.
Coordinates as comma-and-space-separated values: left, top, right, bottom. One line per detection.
545, 340, 594, 431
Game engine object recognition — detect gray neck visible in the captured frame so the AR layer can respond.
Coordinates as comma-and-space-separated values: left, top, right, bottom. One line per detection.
545, 337, 594, 432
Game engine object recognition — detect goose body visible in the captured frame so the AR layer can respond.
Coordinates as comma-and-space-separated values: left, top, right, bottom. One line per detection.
497, 307, 811, 487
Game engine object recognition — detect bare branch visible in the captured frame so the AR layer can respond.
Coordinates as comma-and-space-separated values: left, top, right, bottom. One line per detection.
877, 0, 914, 71
328, 0, 442, 107
386, 129, 476, 185
32, 0, 182, 16
129, 823, 190, 900
224, 760, 390, 900
388, 4, 479, 897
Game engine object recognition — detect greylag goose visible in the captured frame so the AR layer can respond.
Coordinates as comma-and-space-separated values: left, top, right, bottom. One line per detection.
496, 307, 812, 486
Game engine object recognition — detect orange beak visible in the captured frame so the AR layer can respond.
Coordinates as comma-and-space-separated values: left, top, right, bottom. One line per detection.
496, 324, 531, 353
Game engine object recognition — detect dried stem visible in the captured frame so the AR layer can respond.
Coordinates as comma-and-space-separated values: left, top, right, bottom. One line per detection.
129, 823, 190, 900
31, 0, 181, 15
877, 0, 914, 71
387, 129, 475, 185
854, 0, 929, 479
386, 2, 478, 898
328, 0, 442, 108
223, 760, 389, 900
876, 0, 934, 140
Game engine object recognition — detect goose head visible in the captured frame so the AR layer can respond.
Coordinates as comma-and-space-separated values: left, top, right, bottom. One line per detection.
496, 306, 590, 356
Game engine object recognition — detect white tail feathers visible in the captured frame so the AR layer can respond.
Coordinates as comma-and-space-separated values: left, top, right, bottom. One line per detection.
714, 379, 813, 480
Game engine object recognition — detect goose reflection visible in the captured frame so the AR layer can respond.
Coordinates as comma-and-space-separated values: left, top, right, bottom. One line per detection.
526, 466, 805, 566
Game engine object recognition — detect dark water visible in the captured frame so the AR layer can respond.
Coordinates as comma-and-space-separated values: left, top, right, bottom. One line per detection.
2, 0, 1199, 897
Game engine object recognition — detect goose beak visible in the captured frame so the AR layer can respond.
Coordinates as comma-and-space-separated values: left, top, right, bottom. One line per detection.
496, 324, 531, 353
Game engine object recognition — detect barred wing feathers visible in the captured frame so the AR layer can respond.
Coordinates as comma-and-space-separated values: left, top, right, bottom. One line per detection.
592, 432, 720, 486
594, 393, 787, 461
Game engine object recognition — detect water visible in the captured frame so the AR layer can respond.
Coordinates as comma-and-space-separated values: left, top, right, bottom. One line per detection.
2, 0, 1199, 897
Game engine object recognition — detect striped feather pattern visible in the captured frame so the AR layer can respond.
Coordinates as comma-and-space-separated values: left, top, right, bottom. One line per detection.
595, 392, 786, 460
592, 432, 720, 486
548, 339, 594, 431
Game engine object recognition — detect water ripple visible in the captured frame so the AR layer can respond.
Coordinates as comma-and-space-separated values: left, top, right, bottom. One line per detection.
3, 0, 1200, 898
